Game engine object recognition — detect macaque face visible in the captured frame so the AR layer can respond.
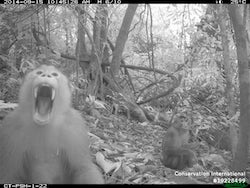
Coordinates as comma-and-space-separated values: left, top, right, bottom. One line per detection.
19, 65, 71, 126
164, 127, 182, 149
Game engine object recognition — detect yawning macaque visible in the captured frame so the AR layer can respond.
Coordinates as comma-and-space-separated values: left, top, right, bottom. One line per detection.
0, 65, 104, 184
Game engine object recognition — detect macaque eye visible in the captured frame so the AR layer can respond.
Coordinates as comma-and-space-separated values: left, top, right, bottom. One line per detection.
52, 72, 58, 77
36, 71, 43, 75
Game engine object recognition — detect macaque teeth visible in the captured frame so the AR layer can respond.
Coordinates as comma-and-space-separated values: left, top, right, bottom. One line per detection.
52, 89, 55, 100
34, 111, 50, 126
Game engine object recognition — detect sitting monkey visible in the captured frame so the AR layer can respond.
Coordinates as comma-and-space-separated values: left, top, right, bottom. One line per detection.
162, 126, 196, 170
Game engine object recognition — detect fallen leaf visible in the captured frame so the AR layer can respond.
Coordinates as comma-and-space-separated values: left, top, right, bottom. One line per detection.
96, 152, 122, 174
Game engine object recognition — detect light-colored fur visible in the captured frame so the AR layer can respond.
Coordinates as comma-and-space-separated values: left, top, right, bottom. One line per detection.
0, 65, 103, 183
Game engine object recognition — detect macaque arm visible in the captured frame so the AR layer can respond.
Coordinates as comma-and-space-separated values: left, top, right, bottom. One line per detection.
0, 109, 28, 183
61, 109, 104, 184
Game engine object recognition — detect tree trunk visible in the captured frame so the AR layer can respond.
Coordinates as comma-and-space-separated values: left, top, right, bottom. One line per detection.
217, 5, 238, 158
89, 5, 108, 98
76, 7, 90, 79
110, 4, 138, 78
218, 5, 236, 117
228, 5, 250, 171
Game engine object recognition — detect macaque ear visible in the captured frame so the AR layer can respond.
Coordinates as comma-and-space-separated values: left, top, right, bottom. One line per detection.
20, 58, 40, 75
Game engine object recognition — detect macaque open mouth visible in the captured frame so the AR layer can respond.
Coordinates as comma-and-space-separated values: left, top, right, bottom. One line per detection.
34, 84, 55, 125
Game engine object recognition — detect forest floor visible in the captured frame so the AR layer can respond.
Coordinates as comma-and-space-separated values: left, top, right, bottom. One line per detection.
0, 100, 232, 184
86, 113, 230, 184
